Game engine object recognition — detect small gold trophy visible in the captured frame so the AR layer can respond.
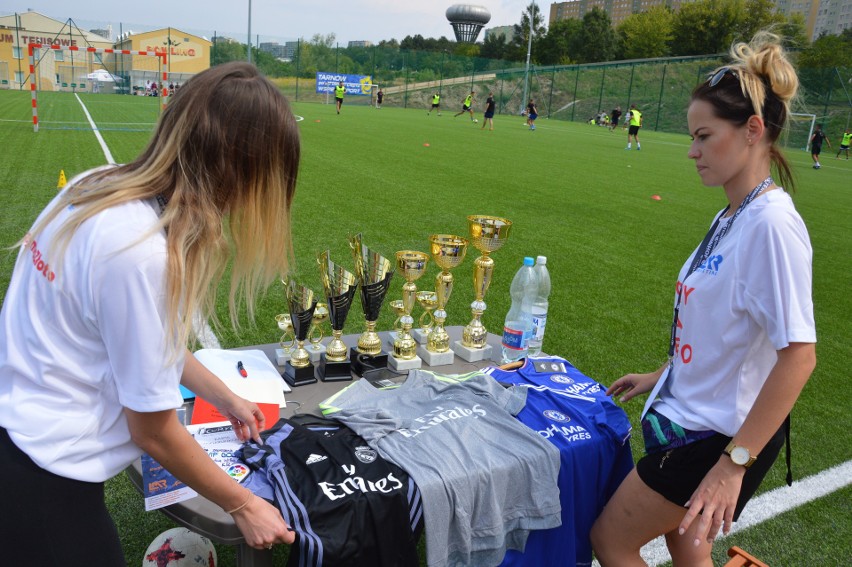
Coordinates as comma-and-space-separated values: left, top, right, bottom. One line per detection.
282, 279, 319, 387
389, 250, 429, 371
349, 233, 395, 375
418, 234, 468, 366
274, 313, 296, 365
307, 302, 329, 362
389, 300, 406, 333
412, 290, 438, 343
454, 215, 512, 362
317, 250, 358, 382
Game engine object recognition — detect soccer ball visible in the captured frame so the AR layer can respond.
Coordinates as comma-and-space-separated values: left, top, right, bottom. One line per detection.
143, 527, 217, 567
473, 119, 479, 123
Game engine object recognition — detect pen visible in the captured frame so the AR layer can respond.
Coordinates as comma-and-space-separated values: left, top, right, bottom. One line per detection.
237, 360, 248, 378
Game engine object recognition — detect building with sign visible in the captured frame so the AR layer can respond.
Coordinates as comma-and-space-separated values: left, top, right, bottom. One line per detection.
114, 27, 211, 88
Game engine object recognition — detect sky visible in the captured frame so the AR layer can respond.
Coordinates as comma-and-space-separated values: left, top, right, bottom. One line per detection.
13, 1, 534, 45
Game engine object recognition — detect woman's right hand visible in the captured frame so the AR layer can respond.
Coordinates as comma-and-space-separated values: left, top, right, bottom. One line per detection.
231, 494, 295, 550
606, 370, 663, 403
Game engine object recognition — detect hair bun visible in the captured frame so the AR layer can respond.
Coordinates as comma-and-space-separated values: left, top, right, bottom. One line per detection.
731, 31, 799, 105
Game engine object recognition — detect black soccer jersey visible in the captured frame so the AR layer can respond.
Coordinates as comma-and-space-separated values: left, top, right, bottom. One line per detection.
240, 415, 423, 567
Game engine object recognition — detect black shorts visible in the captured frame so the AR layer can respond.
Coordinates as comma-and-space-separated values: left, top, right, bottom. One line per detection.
484, 110, 494, 118
462, 104, 471, 111
636, 424, 785, 521
812, 145, 822, 155
628, 125, 641, 135
336, 97, 344, 104
431, 103, 440, 108
612, 118, 619, 126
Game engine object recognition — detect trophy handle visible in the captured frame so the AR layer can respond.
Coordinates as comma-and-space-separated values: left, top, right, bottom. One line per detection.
419, 310, 434, 332
280, 330, 295, 352
309, 322, 324, 350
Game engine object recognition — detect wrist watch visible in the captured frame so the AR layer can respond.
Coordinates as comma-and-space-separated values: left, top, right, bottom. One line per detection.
724, 441, 757, 468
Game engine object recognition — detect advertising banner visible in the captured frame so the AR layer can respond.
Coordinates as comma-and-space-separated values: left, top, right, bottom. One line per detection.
316, 72, 373, 96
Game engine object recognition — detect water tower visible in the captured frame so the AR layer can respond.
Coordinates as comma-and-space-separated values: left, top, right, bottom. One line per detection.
446, 4, 491, 43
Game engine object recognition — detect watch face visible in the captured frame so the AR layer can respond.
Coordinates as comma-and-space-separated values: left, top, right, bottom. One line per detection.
731, 446, 751, 466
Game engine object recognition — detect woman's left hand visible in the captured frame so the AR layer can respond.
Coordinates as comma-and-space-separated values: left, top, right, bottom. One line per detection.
678, 456, 746, 545
217, 396, 266, 443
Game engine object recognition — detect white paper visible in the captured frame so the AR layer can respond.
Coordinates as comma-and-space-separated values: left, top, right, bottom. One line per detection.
193, 348, 289, 407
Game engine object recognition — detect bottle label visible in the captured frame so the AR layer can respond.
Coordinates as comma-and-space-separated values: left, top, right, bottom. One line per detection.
502, 326, 530, 350
531, 313, 547, 341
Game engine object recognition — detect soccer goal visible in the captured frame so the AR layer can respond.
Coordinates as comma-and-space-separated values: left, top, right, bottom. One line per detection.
27, 43, 167, 132
787, 113, 817, 152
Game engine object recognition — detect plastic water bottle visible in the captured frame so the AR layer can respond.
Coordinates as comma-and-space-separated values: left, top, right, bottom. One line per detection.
528, 256, 551, 357
501, 257, 538, 364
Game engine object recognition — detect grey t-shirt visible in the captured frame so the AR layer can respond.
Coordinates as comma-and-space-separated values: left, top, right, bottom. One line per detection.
320, 369, 562, 567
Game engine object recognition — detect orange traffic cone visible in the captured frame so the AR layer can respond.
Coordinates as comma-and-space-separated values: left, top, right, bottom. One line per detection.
57, 169, 67, 189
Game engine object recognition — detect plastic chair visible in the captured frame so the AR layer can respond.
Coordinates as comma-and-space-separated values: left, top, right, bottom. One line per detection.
724, 546, 769, 567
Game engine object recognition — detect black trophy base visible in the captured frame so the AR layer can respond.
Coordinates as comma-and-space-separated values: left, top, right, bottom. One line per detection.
317, 355, 354, 382
283, 361, 318, 387
349, 346, 389, 377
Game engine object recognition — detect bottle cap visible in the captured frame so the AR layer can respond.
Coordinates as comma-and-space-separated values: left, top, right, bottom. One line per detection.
536, 256, 547, 265
523, 257, 534, 266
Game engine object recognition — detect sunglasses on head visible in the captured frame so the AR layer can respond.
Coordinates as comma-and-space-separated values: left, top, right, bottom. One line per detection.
708, 66, 739, 87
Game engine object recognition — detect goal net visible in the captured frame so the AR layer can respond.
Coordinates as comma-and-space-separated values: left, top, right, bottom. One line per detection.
786, 113, 816, 152
28, 43, 167, 132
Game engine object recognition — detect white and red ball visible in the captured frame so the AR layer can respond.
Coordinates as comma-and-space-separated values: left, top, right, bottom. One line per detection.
143, 527, 217, 567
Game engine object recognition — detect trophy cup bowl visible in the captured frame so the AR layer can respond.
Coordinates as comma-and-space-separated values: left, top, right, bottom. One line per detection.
391, 250, 429, 367
389, 299, 405, 332
275, 313, 295, 351
317, 250, 358, 381
283, 279, 318, 387
425, 234, 468, 359
458, 215, 512, 360
349, 234, 394, 374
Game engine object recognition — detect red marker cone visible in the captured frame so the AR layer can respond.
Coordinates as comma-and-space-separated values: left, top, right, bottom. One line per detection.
651, 195, 662, 201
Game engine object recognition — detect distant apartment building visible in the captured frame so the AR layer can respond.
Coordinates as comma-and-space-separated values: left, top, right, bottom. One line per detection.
485, 25, 515, 42
347, 40, 373, 48
259, 41, 288, 59
90, 26, 112, 40
548, 0, 851, 40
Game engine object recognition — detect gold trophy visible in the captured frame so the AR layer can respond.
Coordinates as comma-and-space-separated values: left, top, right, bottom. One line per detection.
282, 279, 319, 387
349, 233, 395, 376
412, 290, 438, 343
389, 250, 429, 371
317, 250, 358, 382
274, 313, 296, 365
307, 302, 329, 362
454, 215, 512, 362
389, 300, 406, 333
417, 234, 468, 366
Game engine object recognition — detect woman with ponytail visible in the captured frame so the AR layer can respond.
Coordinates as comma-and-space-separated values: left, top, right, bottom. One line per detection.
591, 32, 816, 566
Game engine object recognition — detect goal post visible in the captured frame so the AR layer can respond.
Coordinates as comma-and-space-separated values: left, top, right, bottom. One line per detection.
787, 113, 817, 152
28, 43, 168, 132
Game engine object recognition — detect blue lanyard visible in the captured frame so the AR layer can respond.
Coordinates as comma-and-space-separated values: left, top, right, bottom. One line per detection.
667, 177, 772, 359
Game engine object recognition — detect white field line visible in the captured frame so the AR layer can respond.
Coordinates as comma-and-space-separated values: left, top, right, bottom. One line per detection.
77, 96, 221, 349
593, 459, 852, 566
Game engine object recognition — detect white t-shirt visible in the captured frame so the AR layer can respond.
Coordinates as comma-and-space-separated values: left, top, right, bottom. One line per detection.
0, 171, 184, 482
654, 189, 816, 436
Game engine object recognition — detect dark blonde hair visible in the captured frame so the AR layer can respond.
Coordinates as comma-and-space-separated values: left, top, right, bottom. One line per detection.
691, 31, 799, 191
27, 62, 300, 353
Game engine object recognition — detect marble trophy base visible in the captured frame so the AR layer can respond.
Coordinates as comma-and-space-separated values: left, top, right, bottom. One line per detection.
306, 344, 327, 363
275, 348, 293, 366
417, 345, 456, 366
349, 346, 389, 377
411, 328, 431, 343
317, 354, 354, 382
283, 361, 318, 387
452, 341, 493, 363
388, 354, 422, 371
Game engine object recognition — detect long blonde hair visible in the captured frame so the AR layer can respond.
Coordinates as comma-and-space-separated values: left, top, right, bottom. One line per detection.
692, 31, 799, 191
25, 62, 300, 353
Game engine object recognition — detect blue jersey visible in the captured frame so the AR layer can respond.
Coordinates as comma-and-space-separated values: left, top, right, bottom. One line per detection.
485, 357, 633, 567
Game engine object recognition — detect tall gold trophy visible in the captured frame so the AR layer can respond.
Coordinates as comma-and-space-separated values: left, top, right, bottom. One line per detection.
282, 279, 319, 387
349, 233, 395, 376
453, 215, 512, 362
389, 250, 429, 371
317, 250, 358, 382
417, 234, 468, 366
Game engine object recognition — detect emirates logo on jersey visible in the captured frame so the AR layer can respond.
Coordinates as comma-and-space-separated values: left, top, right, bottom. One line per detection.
549, 374, 575, 385
543, 410, 570, 422
355, 446, 377, 464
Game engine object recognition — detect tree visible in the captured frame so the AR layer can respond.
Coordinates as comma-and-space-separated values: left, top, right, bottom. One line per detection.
798, 33, 852, 68
538, 17, 582, 65
670, 0, 741, 56
481, 32, 510, 61
734, 0, 786, 44
617, 7, 674, 60
510, 2, 547, 62
777, 13, 809, 51
574, 8, 618, 63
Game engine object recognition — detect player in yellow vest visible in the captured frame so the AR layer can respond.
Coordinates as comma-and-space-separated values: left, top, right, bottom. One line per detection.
334, 82, 345, 114
837, 129, 851, 160
454, 91, 476, 121
626, 104, 643, 150
428, 93, 441, 115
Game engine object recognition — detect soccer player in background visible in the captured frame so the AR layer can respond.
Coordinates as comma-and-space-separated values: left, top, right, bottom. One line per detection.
428, 93, 441, 115
626, 103, 642, 149
454, 91, 476, 121
835, 128, 850, 160
482, 92, 496, 130
335, 81, 346, 114
809, 124, 830, 168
